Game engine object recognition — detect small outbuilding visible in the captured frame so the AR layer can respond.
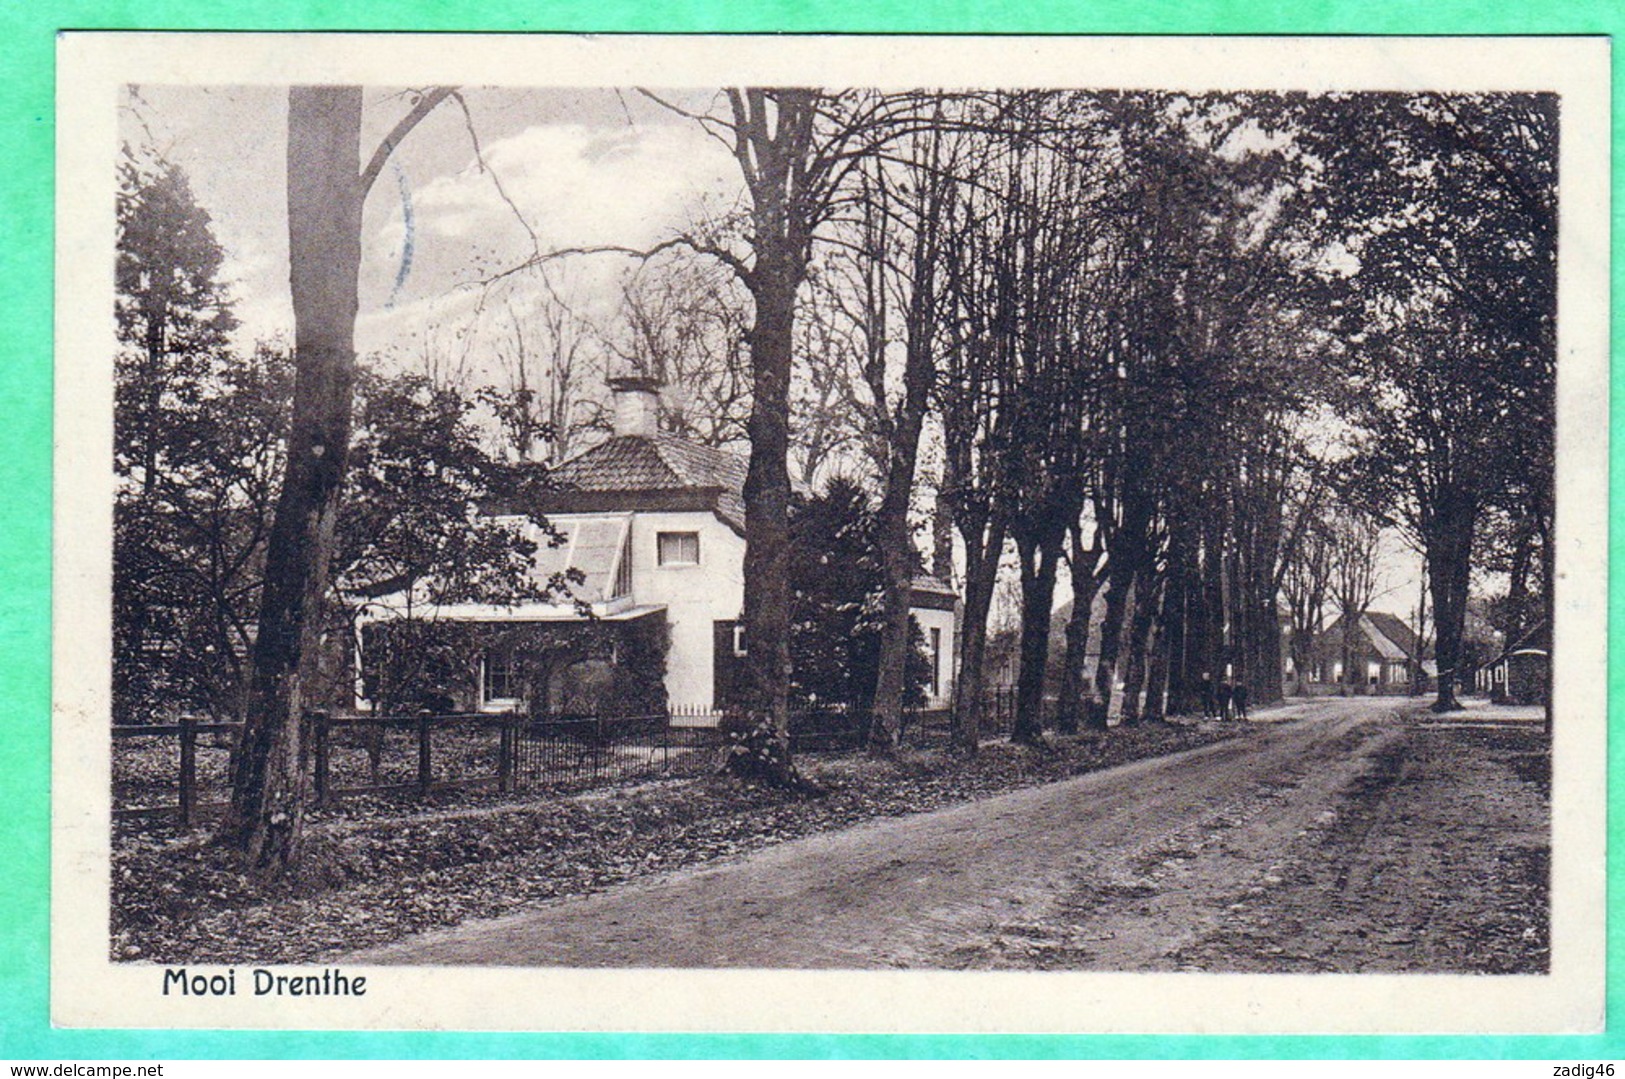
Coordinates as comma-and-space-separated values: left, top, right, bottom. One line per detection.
1486, 621, 1550, 706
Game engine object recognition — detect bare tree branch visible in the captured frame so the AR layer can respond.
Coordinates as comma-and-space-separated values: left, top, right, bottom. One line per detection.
359, 87, 456, 199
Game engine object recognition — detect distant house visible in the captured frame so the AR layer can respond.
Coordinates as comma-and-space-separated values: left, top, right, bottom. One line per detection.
1457, 599, 1506, 691
908, 576, 958, 709
1309, 611, 1428, 695
1483, 621, 1550, 706
358, 376, 956, 718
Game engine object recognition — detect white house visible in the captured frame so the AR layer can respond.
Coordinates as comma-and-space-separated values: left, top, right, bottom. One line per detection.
358, 375, 957, 719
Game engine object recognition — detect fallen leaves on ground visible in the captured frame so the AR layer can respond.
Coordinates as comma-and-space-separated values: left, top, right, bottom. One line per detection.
112, 720, 1248, 964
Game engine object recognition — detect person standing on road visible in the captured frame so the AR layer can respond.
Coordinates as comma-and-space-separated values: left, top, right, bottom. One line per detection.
1233, 680, 1249, 721
1199, 672, 1217, 719
1217, 678, 1234, 721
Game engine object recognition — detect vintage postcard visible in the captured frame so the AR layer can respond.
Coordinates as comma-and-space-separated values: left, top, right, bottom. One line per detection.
54, 32, 1608, 1034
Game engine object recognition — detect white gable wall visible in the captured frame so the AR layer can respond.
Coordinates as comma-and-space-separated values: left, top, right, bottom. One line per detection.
531, 508, 956, 715
911, 605, 957, 710
625, 509, 744, 711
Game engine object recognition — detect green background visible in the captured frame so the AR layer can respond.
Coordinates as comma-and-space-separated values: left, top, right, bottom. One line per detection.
1, 0, 1615, 1061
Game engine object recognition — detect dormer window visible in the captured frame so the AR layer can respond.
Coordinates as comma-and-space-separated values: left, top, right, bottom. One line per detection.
612, 532, 633, 597
521, 514, 632, 605
657, 531, 700, 567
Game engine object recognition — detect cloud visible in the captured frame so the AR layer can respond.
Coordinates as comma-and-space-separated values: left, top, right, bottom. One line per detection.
403, 120, 738, 256
352, 118, 743, 350
140, 87, 743, 351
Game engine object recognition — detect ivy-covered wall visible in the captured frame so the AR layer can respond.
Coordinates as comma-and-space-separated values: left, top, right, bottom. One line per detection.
358, 611, 669, 717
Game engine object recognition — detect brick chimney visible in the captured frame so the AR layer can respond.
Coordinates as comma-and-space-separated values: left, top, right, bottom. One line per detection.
607, 374, 662, 439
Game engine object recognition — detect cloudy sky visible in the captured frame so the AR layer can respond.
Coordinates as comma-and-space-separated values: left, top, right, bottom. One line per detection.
121, 85, 743, 362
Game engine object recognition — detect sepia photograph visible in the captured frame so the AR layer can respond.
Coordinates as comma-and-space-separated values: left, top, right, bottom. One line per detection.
53, 33, 1608, 1034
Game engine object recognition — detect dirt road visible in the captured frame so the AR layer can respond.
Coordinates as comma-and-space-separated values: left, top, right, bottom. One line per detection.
351, 696, 1548, 972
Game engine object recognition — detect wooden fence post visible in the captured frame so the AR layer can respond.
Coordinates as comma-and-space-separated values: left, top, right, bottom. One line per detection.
418, 710, 433, 794
178, 715, 197, 829
312, 711, 330, 807
367, 715, 382, 787
499, 714, 515, 795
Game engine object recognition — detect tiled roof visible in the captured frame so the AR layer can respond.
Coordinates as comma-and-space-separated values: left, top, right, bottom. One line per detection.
1320, 611, 1421, 661
647, 434, 748, 528
909, 574, 959, 610
1363, 611, 1419, 660
546, 433, 748, 531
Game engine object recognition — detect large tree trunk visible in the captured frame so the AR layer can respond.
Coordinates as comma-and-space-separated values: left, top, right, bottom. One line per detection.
1055, 527, 1104, 734
1288, 608, 1318, 696
719, 89, 821, 785
1119, 574, 1160, 725
1506, 524, 1534, 643
1094, 485, 1150, 724
869, 137, 946, 753
1159, 538, 1192, 716
1202, 524, 1227, 685
949, 520, 1001, 754
1143, 585, 1176, 722
1180, 533, 1213, 702
1011, 533, 1061, 744
1340, 615, 1357, 696
869, 320, 935, 754
1092, 558, 1133, 725
1226, 545, 1250, 701
740, 253, 799, 735
225, 87, 364, 873
869, 518, 916, 753
1426, 495, 1477, 713
1252, 598, 1284, 706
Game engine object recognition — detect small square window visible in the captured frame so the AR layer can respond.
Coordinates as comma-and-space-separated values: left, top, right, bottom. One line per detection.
657, 531, 700, 566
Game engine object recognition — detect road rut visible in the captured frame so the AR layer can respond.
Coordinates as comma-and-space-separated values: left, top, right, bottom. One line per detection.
353, 698, 1433, 969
